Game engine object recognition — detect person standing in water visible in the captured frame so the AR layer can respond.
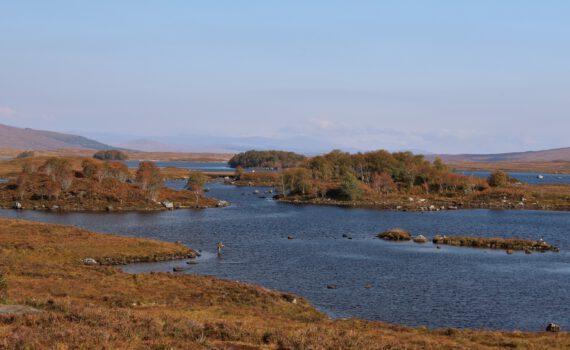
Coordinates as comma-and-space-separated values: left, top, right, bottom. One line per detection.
217, 242, 225, 256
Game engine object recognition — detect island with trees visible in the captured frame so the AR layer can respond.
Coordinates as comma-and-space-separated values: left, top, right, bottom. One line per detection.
230, 149, 570, 212
0, 156, 221, 211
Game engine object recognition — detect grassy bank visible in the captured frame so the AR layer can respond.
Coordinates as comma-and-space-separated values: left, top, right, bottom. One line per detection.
0, 219, 568, 349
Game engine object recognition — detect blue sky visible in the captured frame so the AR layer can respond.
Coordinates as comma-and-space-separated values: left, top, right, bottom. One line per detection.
1, 1, 569, 153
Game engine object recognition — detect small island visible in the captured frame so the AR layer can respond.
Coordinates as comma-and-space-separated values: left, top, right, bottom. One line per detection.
432, 235, 560, 253
227, 149, 570, 212
0, 156, 221, 211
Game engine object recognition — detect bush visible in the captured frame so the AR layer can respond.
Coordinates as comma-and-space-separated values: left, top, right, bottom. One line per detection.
488, 170, 510, 187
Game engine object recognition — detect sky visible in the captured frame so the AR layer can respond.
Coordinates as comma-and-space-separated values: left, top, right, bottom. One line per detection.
1, 0, 569, 154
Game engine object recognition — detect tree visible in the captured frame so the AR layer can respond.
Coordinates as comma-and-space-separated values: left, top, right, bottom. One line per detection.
371, 172, 395, 195
16, 172, 29, 200
135, 162, 162, 200
282, 168, 313, 196
234, 166, 244, 179
105, 161, 130, 183
488, 170, 509, 187
40, 158, 73, 192
433, 157, 447, 171
186, 172, 208, 205
339, 172, 363, 200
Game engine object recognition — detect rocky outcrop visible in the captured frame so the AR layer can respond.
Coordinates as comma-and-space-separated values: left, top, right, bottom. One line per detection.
378, 229, 412, 241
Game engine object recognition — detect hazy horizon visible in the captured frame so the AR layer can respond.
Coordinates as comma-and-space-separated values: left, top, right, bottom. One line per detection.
1, 1, 569, 154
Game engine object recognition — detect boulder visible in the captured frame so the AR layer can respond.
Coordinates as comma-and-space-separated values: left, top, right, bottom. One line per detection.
13, 202, 22, 210
546, 323, 561, 332
216, 200, 229, 207
82, 258, 98, 266
413, 235, 427, 243
161, 201, 174, 210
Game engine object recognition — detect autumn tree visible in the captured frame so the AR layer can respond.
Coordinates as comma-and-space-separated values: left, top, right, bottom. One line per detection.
40, 158, 73, 192
135, 162, 162, 200
282, 168, 313, 196
371, 172, 396, 195
105, 161, 130, 183
186, 171, 208, 205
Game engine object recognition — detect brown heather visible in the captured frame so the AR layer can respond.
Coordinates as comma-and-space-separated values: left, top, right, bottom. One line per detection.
0, 219, 568, 349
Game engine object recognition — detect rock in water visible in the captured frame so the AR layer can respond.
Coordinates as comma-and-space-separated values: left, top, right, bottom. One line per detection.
161, 201, 174, 210
413, 235, 427, 243
546, 323, 561, 332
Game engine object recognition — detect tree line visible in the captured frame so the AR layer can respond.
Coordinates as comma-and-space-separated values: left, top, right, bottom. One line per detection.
228, 150, 306, 169
248, 149, 507, 200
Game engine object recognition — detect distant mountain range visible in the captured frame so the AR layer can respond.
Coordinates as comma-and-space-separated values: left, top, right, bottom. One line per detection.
433, 147, 570, 162
0, 124, 114, 150
2, 123, 570, 162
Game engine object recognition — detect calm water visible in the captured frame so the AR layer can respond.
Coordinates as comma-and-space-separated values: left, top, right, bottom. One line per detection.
456, 170, 570, 185
1, 181, 569, 331
125, 160, 233, 172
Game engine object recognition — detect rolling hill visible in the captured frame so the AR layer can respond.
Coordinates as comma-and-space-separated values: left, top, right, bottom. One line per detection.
434, 147, 570, 162
0, 124, 114, 150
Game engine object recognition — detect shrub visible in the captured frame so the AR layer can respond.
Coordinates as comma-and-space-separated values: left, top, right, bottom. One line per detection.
488, 170, 510, 187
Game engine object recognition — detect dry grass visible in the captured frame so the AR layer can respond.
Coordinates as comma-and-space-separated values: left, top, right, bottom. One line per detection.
0, 219, 568, 349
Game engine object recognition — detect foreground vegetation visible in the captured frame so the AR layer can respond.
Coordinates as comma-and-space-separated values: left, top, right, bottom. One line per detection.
0, 219, 567, 349
0, 156, 218, 211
